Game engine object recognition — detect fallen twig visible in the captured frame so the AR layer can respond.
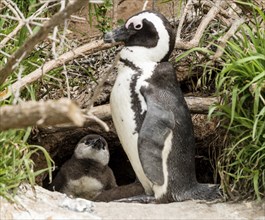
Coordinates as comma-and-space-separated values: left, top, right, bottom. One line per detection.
81, 53, 120, 132
176, 0, 193, 42
175, 0, 226, 50
88, 96, 218, 118
212, 18, 245, 60
0, 98, 85, 131
35, 96, 219, 133
84, 113, 110, 132
34, 96, 219, 133
75, 96, 217, 124
0, 22, 24, 50
142, 0, 149, 11
86, 54, 120, 110
2, 0, 33, 34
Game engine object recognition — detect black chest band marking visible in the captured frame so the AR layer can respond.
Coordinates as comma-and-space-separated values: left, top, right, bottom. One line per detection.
120, 58, 146, 133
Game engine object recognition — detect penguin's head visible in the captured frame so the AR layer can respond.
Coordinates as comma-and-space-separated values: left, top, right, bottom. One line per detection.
104, 10, 175, 62
74, 134, 109, 165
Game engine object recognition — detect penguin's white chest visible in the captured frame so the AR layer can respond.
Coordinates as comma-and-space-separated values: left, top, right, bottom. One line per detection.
110, 61, 156, 194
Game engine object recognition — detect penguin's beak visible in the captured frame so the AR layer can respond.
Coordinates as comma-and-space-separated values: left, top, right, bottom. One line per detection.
104, 26, 136, 43
92, 138, 105, 150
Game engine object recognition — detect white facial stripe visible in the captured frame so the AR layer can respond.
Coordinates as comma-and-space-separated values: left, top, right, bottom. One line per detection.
121, 12, 170, 63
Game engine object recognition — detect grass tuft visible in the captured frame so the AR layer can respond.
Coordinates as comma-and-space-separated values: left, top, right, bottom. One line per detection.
210, 2, 265, 200
0, 128, 54, 201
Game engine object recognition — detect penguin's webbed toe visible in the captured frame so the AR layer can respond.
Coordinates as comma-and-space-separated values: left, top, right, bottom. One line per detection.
114, 195, 156, 204
190, 184, 222, 201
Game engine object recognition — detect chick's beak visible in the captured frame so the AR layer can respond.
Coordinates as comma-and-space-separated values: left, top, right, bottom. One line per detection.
104, 26, 135, 43
91, 138, 105, 150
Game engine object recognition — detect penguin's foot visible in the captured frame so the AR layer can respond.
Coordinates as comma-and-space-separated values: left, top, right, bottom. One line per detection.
113, 195, 156, 204
186, 183, 222, 201
157, 184, 222, 203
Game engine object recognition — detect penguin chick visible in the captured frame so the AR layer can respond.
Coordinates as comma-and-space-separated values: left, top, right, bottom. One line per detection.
49, 134, 117, 201
104, 10, 220, 203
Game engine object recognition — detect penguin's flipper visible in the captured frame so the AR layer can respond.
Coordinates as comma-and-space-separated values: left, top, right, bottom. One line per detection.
138, 85, 175, 186
48, 170, 66, 192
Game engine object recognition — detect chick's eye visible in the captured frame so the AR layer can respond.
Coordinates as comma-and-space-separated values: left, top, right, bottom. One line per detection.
85, 139, 93, 145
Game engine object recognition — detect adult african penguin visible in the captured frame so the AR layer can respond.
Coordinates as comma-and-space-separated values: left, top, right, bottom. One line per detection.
48, 134, 117, 201
104, 10, 220, 203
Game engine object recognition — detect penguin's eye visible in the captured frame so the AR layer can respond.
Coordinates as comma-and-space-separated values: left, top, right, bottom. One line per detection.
85, 139, 93, 145
134, 23, 143, 30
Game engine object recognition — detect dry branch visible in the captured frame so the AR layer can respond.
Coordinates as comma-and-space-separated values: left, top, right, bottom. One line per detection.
90, 104, 112, 121
2, 0, 33, 34
90, 96, 218, 121
176, 0, 193, 41
86, 54, 120, 110
70, 96, 218, 126
112, 0, 118, 26
175, 0, 226, 50
0, 98, 85, 131
184, 96, 218, 113
0, 22, 24, 50
0, 0, 89, 85
212, 18, 245, 60
36, 96, 218, 133
9, 40, 118, 97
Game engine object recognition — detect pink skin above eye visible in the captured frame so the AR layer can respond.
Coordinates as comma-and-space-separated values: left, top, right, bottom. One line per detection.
125, 17, 143, 30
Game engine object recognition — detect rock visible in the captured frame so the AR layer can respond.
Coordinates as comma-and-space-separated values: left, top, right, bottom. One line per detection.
94, 200, 265, 220
0, 184, 100, 220
1, 184, 264, 220
60, 197, 94, 212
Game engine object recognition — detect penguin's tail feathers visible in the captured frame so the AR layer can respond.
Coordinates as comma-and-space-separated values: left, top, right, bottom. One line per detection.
189, 183, 222, 201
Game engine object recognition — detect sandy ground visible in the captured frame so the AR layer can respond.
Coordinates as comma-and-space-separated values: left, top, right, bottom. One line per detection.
1, 185, 264, 220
